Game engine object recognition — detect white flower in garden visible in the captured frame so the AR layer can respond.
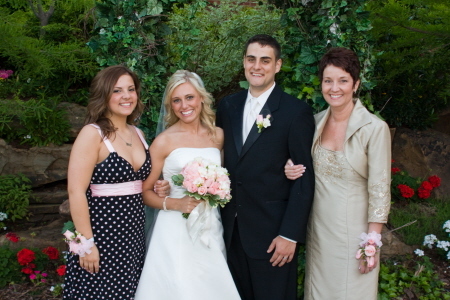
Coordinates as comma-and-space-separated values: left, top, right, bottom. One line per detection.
0, 212, 7, 221
414, 249, 425, 257
423, 234, 438, 249
443, 220, 450, 234
99, 28, 106, 35
437, 241, 450, 252
50, 286, 55, 292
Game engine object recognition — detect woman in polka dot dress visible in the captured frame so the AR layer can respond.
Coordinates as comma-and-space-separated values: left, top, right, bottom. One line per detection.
63, 65, 168, 299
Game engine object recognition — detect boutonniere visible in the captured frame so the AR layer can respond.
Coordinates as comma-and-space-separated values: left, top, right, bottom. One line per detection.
256, 114, 271, 133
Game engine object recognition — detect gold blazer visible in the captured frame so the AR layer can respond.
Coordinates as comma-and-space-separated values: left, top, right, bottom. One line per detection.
312, 99, 391, 223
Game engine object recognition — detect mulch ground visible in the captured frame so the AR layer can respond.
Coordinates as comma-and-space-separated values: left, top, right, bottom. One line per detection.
0, 284, 60, 300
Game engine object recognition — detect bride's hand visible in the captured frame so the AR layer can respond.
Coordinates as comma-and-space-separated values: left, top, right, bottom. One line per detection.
178, 195, 202, 214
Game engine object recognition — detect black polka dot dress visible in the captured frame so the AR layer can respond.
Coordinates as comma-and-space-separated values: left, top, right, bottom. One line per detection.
63, 125, 151, 300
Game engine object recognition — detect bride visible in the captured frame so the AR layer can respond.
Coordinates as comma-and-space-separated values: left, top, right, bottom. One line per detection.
134, 70, 240, 300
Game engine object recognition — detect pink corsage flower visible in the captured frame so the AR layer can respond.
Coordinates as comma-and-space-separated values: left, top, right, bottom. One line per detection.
356, 231, 382, 268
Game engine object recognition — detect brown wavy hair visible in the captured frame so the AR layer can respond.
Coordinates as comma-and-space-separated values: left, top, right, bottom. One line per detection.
84, 65, 143, 139
163, 70, 216, 140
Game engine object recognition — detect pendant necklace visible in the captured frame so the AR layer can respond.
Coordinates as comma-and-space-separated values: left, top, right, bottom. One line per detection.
116, 126, 132, 147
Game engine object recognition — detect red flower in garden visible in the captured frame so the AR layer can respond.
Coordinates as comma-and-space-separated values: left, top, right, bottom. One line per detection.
391, 167, 401, 174
420, 181, 433, 191
5, 232, 19, 243
42, 246, 59, 260
21, 267, 34, 274
56, 265, 66, 276
428, 175, 441, 188
397, 184, 415, 198
17, 248, 35, 266
418, 187, 431, 199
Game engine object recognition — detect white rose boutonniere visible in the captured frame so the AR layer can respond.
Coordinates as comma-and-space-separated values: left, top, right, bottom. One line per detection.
256, 114, 271, 133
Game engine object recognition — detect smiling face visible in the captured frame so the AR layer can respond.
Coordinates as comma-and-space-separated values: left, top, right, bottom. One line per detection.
170, 82, 203, 124
107, 74, 138, 119
243, 43, 281, 97
321, 64, 360, 109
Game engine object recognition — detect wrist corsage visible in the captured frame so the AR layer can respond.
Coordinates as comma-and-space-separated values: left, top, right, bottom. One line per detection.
256, 114, 271, 133
62, 221, 95, 257
355, 231, 382, 267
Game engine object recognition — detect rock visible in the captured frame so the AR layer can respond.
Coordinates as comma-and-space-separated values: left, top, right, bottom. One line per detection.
0, 138, 72, 187
380, 225, 415, 259
59, 199, 71, 220
0, 218, 66, 252
31, 183, 68, 204
57, 102, 86, 142
433, 107, 450, 136
391, 127, 450, 198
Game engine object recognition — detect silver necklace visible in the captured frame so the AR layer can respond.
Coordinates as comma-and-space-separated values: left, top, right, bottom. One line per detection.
116, 126, 132, 147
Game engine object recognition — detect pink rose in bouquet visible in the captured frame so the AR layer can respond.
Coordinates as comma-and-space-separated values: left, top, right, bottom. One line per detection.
172, 157, 232, 218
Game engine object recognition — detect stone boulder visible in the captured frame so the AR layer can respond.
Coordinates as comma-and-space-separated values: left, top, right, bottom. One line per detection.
57, 102, 86, 142
0, 138, 72, 187
0, 218, 66, 252
380, 225, 415, 259
392, 127, 450, 198
433, 107, 450, 136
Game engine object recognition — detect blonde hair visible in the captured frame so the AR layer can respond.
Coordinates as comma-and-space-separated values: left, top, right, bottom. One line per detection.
163, 70, 216, 139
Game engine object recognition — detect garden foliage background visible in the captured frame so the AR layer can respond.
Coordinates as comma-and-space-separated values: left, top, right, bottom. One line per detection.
0, 0, 449, 299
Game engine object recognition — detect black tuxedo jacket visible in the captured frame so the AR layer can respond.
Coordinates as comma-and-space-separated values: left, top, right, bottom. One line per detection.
216, 85, 315, 260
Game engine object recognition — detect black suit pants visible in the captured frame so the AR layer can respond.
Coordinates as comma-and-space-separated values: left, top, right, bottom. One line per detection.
227, 219, 298, 300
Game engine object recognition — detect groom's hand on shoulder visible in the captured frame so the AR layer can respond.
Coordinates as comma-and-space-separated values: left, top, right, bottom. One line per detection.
267, 236, 296, 267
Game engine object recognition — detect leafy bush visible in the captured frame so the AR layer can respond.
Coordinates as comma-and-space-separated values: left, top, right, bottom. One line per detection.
166, 0, 284, 98
0, 96, 70, 146
0, 246, 22, 288
389, 198, 450, 245
379, 256, 450, 299
368, 0, 450, 129
87, 0, 174, 139
0, 2, 97, 101
0, 174, 32, 223
274, 0, 378, 114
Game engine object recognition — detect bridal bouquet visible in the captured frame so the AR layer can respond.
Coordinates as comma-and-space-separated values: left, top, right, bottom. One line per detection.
355, 231, 383, 268
172, 157, 232, 218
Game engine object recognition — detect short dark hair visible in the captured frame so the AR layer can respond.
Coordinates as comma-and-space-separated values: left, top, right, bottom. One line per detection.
243, 34, 281, 60
319, 47, 360, 86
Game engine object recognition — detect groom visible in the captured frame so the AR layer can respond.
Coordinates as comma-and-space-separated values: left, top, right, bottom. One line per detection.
216, 34, 315, 299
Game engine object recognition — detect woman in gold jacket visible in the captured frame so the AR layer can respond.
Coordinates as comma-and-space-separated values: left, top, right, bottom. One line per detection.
286, 47, 391, 300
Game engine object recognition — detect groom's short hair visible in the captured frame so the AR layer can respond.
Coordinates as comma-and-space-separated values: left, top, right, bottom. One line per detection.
243, 34, 281, 60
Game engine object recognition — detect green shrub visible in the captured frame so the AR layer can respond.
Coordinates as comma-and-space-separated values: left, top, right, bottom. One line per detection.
87, 0, 173, 140
378, 256, 450, 299
389, 198, 450, 245
0, 96, 70, 146
0, 246, 22, 288
166, 0, 284, 98
0, 2, 97, 101
0, 174, 32, 225
368, 0, 450, 129
275, 0, 378, 114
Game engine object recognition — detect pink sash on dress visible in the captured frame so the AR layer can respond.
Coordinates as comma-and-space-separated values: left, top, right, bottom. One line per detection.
90, 180, 143, 197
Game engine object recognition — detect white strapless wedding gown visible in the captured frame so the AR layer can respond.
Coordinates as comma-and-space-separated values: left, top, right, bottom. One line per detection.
135, 148, 240, 300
